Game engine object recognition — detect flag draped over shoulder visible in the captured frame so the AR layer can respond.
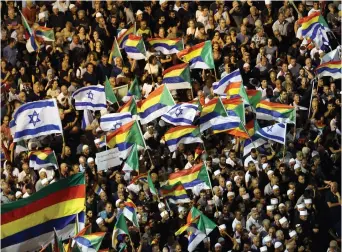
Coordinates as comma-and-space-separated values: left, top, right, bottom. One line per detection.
72, 85, 107, 111
147, 38, 183, 55
1, 173, 86, 252
28, 149, 58, 170
74, 232, 105, 252
161, 103, 198, 126
9, 99, 63, 142
162, 63, 191, 90
177, 41, 214, 69
256, 101, 296, 124
316, 61, 342, 79
137, 85, 175, 125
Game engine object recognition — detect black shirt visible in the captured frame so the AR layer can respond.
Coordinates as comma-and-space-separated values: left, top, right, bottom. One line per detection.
83, 71, 98, 86
49, 12, 66, 30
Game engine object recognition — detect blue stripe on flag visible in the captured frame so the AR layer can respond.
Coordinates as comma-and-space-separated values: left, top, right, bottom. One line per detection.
162, 115, 193, 125
13, 100, 55, 120
14, 125, 61, 139
72, 86, 105, 97
75, 102, 107, 108
139, 103, 166, 119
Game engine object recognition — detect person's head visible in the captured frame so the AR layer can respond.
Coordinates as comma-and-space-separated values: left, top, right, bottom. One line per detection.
250, 6, 257, 15
140, 20, 147, 30
219, 18, 226, 28
278, 12, 285, 23
52, 5, 59, 15
280, 90, 287, 101
105, 202, 113, 213
158, 27, 165, 38
331, 182, 338, 193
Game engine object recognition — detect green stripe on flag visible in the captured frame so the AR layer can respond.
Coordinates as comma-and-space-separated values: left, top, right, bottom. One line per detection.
200, 41, 215, 69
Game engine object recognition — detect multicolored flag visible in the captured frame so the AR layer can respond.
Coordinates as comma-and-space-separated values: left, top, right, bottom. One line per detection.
213, 69, 242, 95
28, 149, 58, 170
74, 232, 106, 252
164, 125, 203, 152
109, 38, 122, 64
112, 214, 129, 249
160, 182, 190, 204
161, 103, 198, 126
26, 34, 39, 53
127, 77, 141, 100
162, 63, 191, 90
147, 38, 183, 55
316, 61, 342, 79
137, 85, 175, 125
122, 144, 139, 173
221, 97, 245, 124
124, 35, 146, 60
177, 41, 215, 69
117, 24, 135, 49
256, 101, 296, 124
35, 26, 55, 41
118, 97, 138, 115
123, 201, 139, 227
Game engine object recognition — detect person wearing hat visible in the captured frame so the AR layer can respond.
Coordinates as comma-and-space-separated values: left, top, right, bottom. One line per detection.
35, 168, 48, 192
49, 4, 66, 32
66, 3, 78, 26
246, 208, 262, 232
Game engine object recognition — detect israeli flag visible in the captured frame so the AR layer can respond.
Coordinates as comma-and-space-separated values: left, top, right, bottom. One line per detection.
81, 109, 94, 130
100, 112, 133, 132
72, 85, 106, 111
161, 103, 198, 126
256, 123, 287, 145
9, 99, 63, 142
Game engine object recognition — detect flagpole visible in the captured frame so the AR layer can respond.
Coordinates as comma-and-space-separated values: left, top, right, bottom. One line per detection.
282, 123, 287, 163
105, 135, 108, 151
135, 119, 154, 166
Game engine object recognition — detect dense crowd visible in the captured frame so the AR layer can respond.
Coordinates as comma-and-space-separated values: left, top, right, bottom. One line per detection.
1, 1, 342, 252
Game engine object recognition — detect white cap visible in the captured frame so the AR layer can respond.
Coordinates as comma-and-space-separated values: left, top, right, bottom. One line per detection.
96, 217, 104, 224
115, 199, 122, 207
178, 206, 185, 213
262, 163, 268, 170
227, 192, 235, 197
271, 198, 278, 205
219, 224, 226, 230
260, 246, 268, 252
304, 198, 312, 204
265, 0, 272, 5
226, 180, 232, 186
287, 189, 294, 196
39, 168, 47, 175
52, 4, 58, 9
297, 203, 305, 209
82, 145, 89, 151
208, 200, 214, 205
275, 241, 282, 248
158, 202, 165, 209
264, 236, 272, 243
289, 158, 296, 164
136, 10, 143, 16
289, 230, 297, 238
267, 170, 274, 176
38, 12, 45, 21
279, 203, 285, 208
266, 205, 274, 211
300, 210, 308, 216
234, 175, 240, 182
272, 185, 279, 190
94, 138, 101, 144
243, 63, 250, 68
95, 12, 102, 18
214, 170, 221, 176
87, 157, 94, 163
41, 178, 49, 185
23, 192, 30, 198
279, 217, 288, 224
69, 4, 76, 10
294, 163, 301, 170
15, 191, 22, 198
242, 194, 250, 200
215, 243, 222, 248
160, 210, 168, 218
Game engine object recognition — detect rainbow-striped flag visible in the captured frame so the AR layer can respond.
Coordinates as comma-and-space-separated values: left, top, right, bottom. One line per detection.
256, 101, 296, 124
162, 63, 191, 90
228, 118, 255, 139
164, 125, 203, 152
93, 183, 104, 195
177, 41, 214, 69
246, 89, 262, 109
129, 173, 148, 185
147, 38, 183, 55
74, 232, 105, 252
117, 23, 135, 49
1, 173, 86, 252
35, 26, 55, 41
221, 97, 245, 124
137, 85, 175, 125
124, 35, 146, 60
112, 214, 129, 249
123, 201, 139, 227
316, 61, 342, 79
106, 121, 145, 158
168, 163, 210, 192
213, 69, 242, 95
28, 149, 58, 170
118, 96, 137, 115
160, 182, 190, 204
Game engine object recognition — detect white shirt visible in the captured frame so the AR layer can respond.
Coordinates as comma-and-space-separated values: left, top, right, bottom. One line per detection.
246, 216, 261, 231
184, 162, 193, 170
232, 218, 242, 232
244, 155, 259, 170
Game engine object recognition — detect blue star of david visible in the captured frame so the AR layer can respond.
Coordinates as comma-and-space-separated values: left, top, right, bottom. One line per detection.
87, 91, 94, 100
267, 125, 274, 132
175, 108, 183, 117
28, 110, 41, 127
113, 122, 122, 130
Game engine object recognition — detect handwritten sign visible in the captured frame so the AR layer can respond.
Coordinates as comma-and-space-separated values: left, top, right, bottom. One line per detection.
95, 148, 121, 171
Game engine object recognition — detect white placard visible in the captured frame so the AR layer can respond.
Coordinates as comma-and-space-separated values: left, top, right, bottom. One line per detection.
95, 148, 122, 171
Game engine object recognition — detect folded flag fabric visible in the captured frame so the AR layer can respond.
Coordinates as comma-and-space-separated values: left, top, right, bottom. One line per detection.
9, 99, 63, 142
117, 24, 135, 49
35, 26, 55, 41
321, 45, 341, 63
124, 34, 146, 60
81, 109, 94, 130
106, 121, 145, 158
147, 172, 158, 196
315, 61, 342, 79
160, 182, 190, 204
161, 103, 198, 126
129, 173, 148, 185
228, 118, 255, 139
105, 77, 118, 104
109, 38, 122, 64
256, 123, 287, 145
164, 125, 203, 152
243, 134, 267, 156
122, 144, 139, 173
28, 149, 58, 170
1, 173, 85, 252
177, 41, 214, 69
26, 34, 39, 53
162, 63, 191, 90
118, 96, 138, 115
74, 232, 105, 252
123, 201, 139, 227
256, 101, 296, 124
53, 228, 64, 252
213, 69, 242, 95
246, 89, 262, 109
187, 227, 206, 252
112, 213, 129, 249
147, 38, 183, 55
72, 85, 107, 111
168, 163, 210, 191
137, 85, 175, 125
100, 112, 132, 132
127, 77, 142, 100
20, 10, 33, 37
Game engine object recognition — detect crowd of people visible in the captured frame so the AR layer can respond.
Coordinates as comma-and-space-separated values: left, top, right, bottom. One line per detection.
1, 0, 342, 251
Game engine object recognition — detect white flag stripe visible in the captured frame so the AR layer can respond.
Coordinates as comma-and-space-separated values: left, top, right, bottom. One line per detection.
161, 103, 198, 126
100, 112, 133, 132
72, 85, 106, 111
256, 123, 286, 144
